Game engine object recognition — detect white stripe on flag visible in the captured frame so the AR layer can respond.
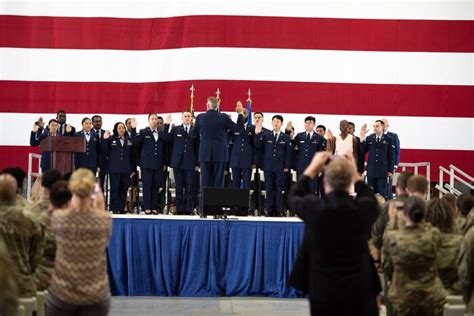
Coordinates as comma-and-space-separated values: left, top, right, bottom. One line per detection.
1, 0, 472, 20
1, 48, 472, 86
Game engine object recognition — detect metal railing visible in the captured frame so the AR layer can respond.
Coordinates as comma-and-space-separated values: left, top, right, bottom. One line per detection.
27, 153, 42, 199
398, 162, 431, 200
436, 164, 473, 198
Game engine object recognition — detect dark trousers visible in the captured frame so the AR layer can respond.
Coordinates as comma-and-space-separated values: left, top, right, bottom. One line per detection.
98, 168, 107, 192
200, 161, 225, 188
142, 167, 163, 211
264, 170, 284, 215
46, 290, 110, 316
109, 173, 130, 213
174, 168, 195, 214
368, 176, 389, 200
232, 167, 252, 189
297, 171, 317, 193
158, 169, 168, 211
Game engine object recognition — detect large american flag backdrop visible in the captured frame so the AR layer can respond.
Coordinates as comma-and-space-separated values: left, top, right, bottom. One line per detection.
1, 0, 473, 178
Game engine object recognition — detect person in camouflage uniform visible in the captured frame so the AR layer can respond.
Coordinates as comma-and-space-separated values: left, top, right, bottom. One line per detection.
0, 173, 45, 298
455, 193, 474, 235
0, 237, 19, 316
2, 167, 31, 208
372, 171, 413, 316
372, 171, 413, 251
458, 223, 474, 314
25, 170, 62, 291
383, 196, 446, 316
425, 198, 463, 294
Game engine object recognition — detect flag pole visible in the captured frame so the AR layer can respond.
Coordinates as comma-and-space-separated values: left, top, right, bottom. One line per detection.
190, 84, 195, 117
215, 88, 221, 111
247, 88, 252, 125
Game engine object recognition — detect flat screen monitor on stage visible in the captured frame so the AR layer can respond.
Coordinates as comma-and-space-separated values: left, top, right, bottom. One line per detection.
202, 187, 250, 217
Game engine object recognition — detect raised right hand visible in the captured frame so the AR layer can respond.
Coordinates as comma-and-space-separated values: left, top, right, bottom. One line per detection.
103, 130, 111, 139
360, 123, 368, 140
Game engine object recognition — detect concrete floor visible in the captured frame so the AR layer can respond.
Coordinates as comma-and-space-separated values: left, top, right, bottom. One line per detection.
110, 297, 387, 316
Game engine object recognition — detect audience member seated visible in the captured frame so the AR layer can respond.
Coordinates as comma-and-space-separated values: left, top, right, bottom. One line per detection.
47, 168, 112, 316
455, 193, 474, 235
383, 196, 446, 316
26, 169, 62, 292
0, 237, 19, 315
0, 174, 45, 298
2, 167, 29, 207
458, 220, 474, 314
425, 198, 463, 294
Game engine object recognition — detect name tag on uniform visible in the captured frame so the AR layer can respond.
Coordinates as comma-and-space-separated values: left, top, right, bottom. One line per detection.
383, 140, 388, 144
127, 140, 132, 146
111, 141, 117, 146
145, 135, 151, 139
312, 141, 318, 144
234, 132, 240, 135
247, 132, 252, 135
300, 140, 305, 143
267, 140, 273, 144
177, 134, 183, 137
368, 141, 373, 145
279, 141, 286, 144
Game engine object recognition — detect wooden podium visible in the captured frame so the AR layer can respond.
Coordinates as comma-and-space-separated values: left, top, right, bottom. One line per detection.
40, 136, 85, 175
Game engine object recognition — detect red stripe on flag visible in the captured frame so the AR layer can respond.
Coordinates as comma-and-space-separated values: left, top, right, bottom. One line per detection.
1, 80, 472, 117
1, 146, 472, 181
1, 15, 473, 52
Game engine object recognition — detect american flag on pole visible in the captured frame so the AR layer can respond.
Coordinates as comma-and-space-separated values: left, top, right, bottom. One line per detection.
0, 0, 473, 177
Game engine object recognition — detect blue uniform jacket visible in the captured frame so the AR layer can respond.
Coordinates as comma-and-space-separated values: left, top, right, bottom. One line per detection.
360, 133, 396, 178
229, 124, 255, 168
30, 129, 54, 170
169, 125, 199, 170
74, 130, 100, 171
292, 132, 326, 172
193, 110, 244, 163
102, 133, 135, 174
254, 131, 292, 172
386, 131, 400, 166
134, 125, 171, 170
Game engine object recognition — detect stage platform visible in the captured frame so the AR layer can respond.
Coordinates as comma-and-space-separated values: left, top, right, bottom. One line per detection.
107, 214, 305, 298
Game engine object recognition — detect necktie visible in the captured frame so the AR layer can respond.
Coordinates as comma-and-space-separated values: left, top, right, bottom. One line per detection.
185, 126, 188, 134
85, 132, 90, 142
306, 133, 310, 141
274, 133, 278, 143
376, 137, 380, 143
153, 129, 158, 141
120, 137, 124, 146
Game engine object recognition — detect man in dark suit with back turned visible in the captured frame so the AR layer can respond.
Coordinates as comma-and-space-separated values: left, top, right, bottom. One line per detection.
193, 97, 244, 189
288, 151, 380, 316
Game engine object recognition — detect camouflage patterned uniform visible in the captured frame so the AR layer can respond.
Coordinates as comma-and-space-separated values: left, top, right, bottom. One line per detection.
437, 233, 463, 294
26, 196, 56, 291
16, 194, 31, 208
458, 225, 474, 313
457, 211, 474, 236
383, 223, 446, 316
372, 194, 408, 250
0, 237, 18, 316
0, 202, 45, 297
